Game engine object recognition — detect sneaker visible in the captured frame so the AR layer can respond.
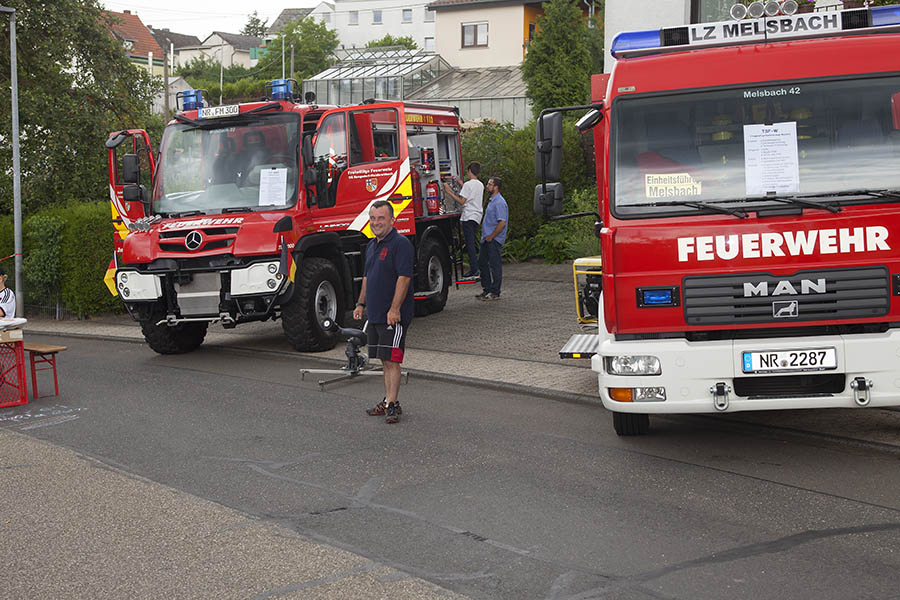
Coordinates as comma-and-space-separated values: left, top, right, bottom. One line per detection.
463, 270, 480, 279
367, 399, 402, 416
385, 403, 400, 424
475, 291, 489, 300
484, 293, 501, 301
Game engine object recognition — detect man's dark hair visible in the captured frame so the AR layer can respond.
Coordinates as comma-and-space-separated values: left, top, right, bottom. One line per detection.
489, 176, 502, 191
467, 161, 481, 176
370, 199, 394, 217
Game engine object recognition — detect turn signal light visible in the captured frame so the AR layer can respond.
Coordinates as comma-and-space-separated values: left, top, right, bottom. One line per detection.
609, 388, 634, 402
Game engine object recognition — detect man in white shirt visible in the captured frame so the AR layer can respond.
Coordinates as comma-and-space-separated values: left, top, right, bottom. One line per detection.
443, 161, 484, 278
0, 268, 15, 318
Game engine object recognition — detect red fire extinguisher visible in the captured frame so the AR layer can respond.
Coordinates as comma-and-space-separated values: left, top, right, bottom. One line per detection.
425, 181, 440, 215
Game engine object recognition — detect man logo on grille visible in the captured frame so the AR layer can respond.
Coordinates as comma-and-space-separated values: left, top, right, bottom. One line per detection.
773, 300, 798, 318
185, 230, 204, 251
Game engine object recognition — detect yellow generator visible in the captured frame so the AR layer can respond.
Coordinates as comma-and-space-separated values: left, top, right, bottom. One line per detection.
559, 256, 602, 359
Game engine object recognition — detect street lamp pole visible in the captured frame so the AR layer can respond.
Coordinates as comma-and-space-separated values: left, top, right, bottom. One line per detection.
1, 5, 22, 316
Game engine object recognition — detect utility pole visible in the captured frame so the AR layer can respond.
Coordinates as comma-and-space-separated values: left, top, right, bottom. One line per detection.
290, 43, 294, 81
219, 39, 225, 104
281, 32, 285, 79
163, 39, 170, 114
1, 5, 22, 316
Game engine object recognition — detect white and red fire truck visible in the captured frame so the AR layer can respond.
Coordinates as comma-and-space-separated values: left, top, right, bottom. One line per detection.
105, 82, 465, 354
535, 3, 900, 435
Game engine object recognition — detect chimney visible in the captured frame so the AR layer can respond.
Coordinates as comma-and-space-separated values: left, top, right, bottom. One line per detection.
123, 9, 130, 14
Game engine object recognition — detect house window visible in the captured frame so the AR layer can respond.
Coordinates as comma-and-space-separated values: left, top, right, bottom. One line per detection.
461, 22, 488, 48
402, 9, 412, 23
424, 37, 434, 51
373, 10, 382, 24
322, 13, 331, 24
692, 0, 736, 22
424, 9, 435, 23
349, 11, 358, 25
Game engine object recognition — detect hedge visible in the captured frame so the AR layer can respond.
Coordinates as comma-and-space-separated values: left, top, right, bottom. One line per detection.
0, 201, 121, 317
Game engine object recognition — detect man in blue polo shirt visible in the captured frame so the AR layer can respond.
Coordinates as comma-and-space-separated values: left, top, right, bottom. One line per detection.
352, 200, 414, 424
476, 176, 508, 301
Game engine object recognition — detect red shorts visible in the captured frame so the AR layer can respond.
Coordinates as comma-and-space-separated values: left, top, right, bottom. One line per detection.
367, 322, 408, 363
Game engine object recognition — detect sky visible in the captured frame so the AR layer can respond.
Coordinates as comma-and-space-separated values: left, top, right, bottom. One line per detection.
100, 0, 318, 40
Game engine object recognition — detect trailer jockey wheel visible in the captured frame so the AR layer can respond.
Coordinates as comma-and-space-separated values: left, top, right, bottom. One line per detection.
299, 320, 409, 391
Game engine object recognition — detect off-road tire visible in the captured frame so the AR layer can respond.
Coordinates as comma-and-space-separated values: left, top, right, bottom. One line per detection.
414, 236, 450, 317
140, 316, 208, 355
281, 257, 343, 352
612, 412, 650, 436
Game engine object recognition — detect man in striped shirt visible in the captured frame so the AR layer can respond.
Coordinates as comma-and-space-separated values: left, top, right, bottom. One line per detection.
0, 268, 15, 318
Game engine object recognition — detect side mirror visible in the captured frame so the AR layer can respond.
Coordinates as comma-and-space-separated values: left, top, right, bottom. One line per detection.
123, 184, 150, 212
122, 153, 141, 184
535, 112, 562, 181
315, 159, 334, 208
575, 109, 603, 133
302, 136, 314, 167
892, 91, 900, 131
533, 182, 563, 216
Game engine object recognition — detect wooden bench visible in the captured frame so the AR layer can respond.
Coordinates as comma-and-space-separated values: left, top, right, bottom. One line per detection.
22, 342, 67, 399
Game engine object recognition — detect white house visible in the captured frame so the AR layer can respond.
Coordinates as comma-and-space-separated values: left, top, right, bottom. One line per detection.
329, 0, 437, 50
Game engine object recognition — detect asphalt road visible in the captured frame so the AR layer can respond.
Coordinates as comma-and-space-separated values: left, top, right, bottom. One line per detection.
4, 335, 900, 599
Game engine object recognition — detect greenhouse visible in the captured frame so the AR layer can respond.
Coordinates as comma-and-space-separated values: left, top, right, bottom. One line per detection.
303, 47, 451, 106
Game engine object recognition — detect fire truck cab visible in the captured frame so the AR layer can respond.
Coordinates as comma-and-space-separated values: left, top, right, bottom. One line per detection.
106, 82, 465, 354
536, 3, 900, 435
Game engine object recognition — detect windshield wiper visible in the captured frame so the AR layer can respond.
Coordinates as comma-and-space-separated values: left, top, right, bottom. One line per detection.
166, 210, 203, 218
847, 188, 900, 201
763, 195, 841, 213
221, 206, 255, 213
244, 102, 283, 115
649, 200, 748, 219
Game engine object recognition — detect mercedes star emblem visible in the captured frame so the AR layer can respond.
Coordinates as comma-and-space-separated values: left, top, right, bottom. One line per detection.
185, 230, 204, 251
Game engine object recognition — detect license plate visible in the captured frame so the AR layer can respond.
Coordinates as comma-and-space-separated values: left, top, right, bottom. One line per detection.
198, 104, 239, 119
741, 348, 837, 374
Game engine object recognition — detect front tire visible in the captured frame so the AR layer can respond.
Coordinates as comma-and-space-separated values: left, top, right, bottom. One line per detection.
415, 237, 450, 316
140, 314, 208, 355
612, 412, 650, 436
281, 257, 343, 352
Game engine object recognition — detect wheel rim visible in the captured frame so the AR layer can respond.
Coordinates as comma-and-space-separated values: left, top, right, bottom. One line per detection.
314, 280, 337, 328
427, 255, 444, 292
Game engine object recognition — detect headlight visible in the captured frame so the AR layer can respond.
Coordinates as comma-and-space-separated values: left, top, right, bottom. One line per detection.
115, 271, 161, 300
605, 355, 661, 376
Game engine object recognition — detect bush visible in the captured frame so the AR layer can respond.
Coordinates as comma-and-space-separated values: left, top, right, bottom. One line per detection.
0, 201, 121, 317
462, 118, 597, 261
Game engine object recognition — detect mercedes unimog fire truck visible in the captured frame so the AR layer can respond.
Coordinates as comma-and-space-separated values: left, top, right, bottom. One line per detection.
105, 81, 464, 354
534, 2, 900, 435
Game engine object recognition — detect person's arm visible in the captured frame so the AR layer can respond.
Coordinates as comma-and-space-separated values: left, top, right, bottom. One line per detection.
352, 277, 367, 321
443, 181, 466, 204
386, 276, 411, 326
484, 220, 506, 242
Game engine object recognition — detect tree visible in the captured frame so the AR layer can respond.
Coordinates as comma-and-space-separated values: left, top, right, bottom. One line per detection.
241, 11, 268, 37
521, 0, 593, 117
0, 0, 159, 214
258, 17, 339, 82
366, 34, 417, 50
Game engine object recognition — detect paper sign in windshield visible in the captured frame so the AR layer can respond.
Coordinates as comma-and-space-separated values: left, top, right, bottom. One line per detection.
259, 168, 288, 206
743, 122, 800, 196
645, 173, 702, 199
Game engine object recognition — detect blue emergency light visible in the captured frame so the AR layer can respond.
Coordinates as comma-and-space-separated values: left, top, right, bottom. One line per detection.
176, 89, 205, 111
267, 79, 296, 101
610, 4, 900, 58
637, 287, 679, 308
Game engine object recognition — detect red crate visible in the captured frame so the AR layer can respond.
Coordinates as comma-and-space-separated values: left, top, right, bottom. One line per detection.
0, 341, 27, 408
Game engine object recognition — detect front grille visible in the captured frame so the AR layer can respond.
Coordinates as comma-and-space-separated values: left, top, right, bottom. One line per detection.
159, 227, 239, 239
159, 239, 234, 252
733, 373, 845, 398
683, 267, 889, 326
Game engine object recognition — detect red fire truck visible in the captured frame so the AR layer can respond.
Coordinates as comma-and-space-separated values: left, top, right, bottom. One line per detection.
105, 82, 464, 354
535, 3, 900, 435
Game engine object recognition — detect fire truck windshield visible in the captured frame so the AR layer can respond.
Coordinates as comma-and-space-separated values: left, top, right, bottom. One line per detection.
612, 75, 900, 218
151, 113, 300, 216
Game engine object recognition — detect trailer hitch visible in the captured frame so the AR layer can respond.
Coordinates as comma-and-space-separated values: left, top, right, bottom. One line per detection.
710, 382, 731, 411
850, 377, 873, 407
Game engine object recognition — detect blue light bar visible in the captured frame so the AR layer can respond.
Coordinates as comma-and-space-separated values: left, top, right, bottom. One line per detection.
269, 79, 293, 101
176, 89, 204, 111
611, 29, 661, 58
872, 5, 900, 27
641, 289, 674, 306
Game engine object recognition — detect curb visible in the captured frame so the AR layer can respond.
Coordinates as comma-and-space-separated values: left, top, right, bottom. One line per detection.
24, 329, 603, 408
